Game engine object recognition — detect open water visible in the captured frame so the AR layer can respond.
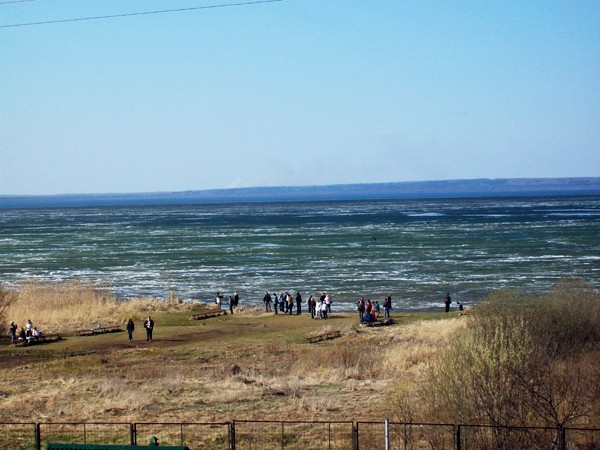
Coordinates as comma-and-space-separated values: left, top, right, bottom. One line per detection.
0, 196, 599, 311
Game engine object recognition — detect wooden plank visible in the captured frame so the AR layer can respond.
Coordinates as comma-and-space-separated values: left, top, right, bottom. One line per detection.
365, 318, 394, 327
189, 310, 228, 320
13, 334, 61, 346
76, 329, 95, 336
76, 326, 121, 336
306, 330, 341, 343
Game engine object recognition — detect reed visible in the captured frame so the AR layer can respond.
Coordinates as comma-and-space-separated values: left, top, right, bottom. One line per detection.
4, 281, 193, 332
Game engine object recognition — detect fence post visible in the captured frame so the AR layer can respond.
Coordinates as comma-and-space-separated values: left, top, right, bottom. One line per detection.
34, 423, 41, 450
281, 422, 285, 450
353, 422, 359, 450
384, 419, 390, 450
454, 424, 461, 450
230, 421, 236, 450
558, 426, 566, 450
130, 423, 137, 446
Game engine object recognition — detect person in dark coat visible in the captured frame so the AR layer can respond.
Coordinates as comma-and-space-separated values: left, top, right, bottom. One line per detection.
295, 292, 302, 315
228, 295, 234, 314
444, 293, 452, 312
126, 318, 135, 342
144, 316, 154, 341
263, 291, 272, 312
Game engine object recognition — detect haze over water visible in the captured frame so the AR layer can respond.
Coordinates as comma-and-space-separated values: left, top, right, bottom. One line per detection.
1, 196, 599, 311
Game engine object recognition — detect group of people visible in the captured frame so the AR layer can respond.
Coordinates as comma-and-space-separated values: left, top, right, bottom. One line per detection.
261, 291, 333, 319
444, 293, 464, 312
126, 316, 155, 342
209, 290, 463, 320
8, 319, 43, 345
215, 291, 240, 314
357, 294, 392, 323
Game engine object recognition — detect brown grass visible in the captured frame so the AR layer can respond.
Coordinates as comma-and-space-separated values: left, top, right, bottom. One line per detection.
4, 281, 194, 332
0, 282, 463, 425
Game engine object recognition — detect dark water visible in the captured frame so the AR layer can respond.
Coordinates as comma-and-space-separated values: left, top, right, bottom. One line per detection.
0, 196, 599, 311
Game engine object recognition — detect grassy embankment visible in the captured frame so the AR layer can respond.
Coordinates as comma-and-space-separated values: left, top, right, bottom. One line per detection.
2, 281, 599, 449
0, 282, 462, 424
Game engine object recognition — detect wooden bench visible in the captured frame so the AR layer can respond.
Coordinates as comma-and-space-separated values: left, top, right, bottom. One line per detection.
306, 329, 341, 343
13, 333, 62, 346
76, 325, 122, 336
189, 310, 228, 320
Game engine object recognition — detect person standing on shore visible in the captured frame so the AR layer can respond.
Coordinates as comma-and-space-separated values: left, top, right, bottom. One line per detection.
263, 291, 272, 312
374, 301, 381, 319
126, 318, 135, 342
228, 295, 234, 314
273, 292, 279, 314
233, 291, 240, 308
383, 294, 392, 318
444, 293, 452, 312
311, 297, 317, 319
215, 291, 223, 310
295, 292, 302, 315
279, 292, 285, 313
357, 297, 365, 319
144, 316, 154, 342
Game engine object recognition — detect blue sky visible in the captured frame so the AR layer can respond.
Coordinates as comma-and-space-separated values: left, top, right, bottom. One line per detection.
1, 0, 599, 195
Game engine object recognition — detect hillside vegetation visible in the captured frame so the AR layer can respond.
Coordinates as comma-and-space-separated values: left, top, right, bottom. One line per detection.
1, 280, 599, 443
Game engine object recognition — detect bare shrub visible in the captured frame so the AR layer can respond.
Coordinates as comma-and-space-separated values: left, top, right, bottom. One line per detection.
402, 282, 600, 433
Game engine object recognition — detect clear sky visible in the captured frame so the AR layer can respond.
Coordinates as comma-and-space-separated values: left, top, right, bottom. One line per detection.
1, 0, 599, 195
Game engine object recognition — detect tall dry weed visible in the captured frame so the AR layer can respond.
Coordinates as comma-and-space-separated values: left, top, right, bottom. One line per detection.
4, 281, 193, 332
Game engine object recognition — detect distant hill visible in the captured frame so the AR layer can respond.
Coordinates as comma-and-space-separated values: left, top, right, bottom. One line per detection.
1, 177, 599, 208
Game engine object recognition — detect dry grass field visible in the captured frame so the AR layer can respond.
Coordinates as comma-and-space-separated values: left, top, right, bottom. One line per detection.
0, 282, 462, 424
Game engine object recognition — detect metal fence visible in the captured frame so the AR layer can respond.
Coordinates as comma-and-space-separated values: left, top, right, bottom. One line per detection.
1, 420, 599, 449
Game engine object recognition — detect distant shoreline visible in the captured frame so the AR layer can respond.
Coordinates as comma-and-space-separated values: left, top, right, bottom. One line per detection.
1, 177, 599, 209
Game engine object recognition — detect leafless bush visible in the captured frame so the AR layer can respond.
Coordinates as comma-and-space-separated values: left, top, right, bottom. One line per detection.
405, 281, 600, 435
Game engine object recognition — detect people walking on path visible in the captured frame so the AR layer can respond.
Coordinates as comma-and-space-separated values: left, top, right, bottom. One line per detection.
126, 318, 135, 342
144, 316, 154, 342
